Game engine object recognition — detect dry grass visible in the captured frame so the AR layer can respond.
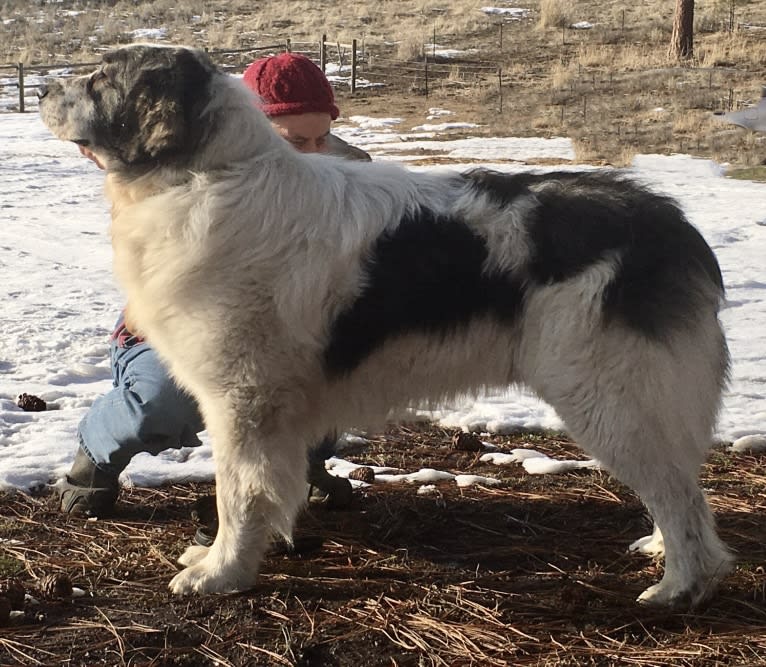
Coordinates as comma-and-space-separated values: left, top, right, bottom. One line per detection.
2, 0, 766, 165
1, 424, 765, 666
537, 0, 572, 30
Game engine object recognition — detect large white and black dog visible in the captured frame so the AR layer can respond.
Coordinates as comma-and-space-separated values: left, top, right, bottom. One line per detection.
39, 44, 732, 606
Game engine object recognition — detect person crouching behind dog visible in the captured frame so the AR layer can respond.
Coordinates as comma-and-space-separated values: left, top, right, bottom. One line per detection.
58, 52, 369, 529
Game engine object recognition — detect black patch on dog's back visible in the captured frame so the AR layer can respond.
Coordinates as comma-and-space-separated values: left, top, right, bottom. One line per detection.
324, 209, 525, 376
463, 169, 724, 338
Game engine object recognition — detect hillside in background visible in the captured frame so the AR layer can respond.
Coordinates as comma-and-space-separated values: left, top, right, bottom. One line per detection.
2, 0, 766, 166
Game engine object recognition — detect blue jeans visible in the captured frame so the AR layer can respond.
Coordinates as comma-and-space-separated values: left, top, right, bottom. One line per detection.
78, 337, 335, 475
78, 339, 205, 475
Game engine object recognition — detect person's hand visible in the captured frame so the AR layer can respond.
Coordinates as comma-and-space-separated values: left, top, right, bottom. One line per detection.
78, 145, 105, 170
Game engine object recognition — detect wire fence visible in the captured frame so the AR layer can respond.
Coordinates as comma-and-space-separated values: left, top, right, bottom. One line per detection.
0, 30, 758, 118
0, 34, 507, 113
0, 43, 290, 112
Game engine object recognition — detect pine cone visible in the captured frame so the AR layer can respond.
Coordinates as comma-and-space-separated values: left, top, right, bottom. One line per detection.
38, 573, 73, 599
348, 466, 375, 483
450, 431, 484, 452
0, 579, 25, 610
17, 393, 47, 412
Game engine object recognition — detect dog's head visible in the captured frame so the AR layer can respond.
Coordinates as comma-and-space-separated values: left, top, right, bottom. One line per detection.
39, 44, 217, 170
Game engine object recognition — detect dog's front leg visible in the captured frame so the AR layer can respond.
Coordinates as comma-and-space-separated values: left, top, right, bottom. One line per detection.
169, 410, 309, 595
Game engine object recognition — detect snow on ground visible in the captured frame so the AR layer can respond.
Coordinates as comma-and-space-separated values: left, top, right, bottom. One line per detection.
1, 74, 764, 494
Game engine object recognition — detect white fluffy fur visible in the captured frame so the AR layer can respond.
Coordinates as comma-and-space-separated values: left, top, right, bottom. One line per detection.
39, 45, 732, 606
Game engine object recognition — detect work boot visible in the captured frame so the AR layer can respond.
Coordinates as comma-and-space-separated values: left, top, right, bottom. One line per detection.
307, 460, 353, 509
58, 447, 119, 517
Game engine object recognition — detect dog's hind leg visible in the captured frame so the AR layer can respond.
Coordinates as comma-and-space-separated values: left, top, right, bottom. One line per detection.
169, 392, 310, 595
631, 482, 731, 607
525, 317, 732, 607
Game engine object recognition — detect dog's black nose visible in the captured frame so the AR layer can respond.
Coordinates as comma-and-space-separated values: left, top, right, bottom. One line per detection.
37, 84, 48, 100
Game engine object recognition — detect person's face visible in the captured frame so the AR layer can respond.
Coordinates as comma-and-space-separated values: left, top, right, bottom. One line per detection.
270, 112, 332, 153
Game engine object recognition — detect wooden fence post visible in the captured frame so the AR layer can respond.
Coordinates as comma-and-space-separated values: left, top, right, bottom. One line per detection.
285, 38, 291, 52
498, 68, 502, 113
18, 62, 24, 113
320, 34, 326, 72
424, 50, 429, 98
351, 38, 357, 93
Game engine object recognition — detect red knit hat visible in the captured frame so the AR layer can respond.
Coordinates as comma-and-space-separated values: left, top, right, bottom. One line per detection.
242, 53, 339, 120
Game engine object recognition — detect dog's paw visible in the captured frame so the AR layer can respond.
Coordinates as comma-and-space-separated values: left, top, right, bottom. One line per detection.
636, 582, 671, 606
169, 560, 254, 595
177, 544, 209, 568
169, 564, 224, 595
636, 581, 691, 608
628, 532, 665, 558
171, 545, 260, 595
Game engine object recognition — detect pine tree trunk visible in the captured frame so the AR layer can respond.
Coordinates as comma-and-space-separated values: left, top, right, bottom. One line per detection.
669, 0, 695, 60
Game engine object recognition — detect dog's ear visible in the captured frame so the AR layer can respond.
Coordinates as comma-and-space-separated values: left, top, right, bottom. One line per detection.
120, 49, 213, 165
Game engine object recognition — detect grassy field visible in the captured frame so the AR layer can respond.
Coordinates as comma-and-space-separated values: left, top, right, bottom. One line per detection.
727, 164, 766, 179
2, 0, 766, 166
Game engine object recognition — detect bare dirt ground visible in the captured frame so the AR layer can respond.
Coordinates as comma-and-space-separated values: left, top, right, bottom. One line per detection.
1, 424, 765, 666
